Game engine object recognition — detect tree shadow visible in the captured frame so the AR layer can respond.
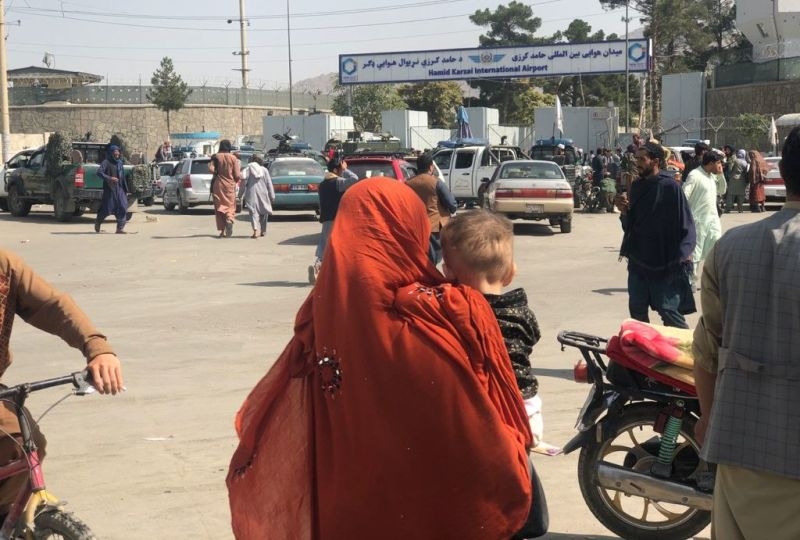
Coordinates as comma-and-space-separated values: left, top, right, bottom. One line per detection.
239, 280, 310, 288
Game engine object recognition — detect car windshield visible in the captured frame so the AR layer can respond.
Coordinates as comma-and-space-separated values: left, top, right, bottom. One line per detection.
499, 162, 565, 179
191, 161, 211, 174
347, 162, 396, 179
268, 159, 324, 177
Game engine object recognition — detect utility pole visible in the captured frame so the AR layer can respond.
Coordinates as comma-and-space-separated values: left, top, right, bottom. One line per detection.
230, 0, 249, 89
624, 0, 630, 136
287, 0, 294, 115
0, 0, 11, 163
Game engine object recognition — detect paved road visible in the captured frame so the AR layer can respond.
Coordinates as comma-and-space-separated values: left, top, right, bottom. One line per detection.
1, 201, 773, 539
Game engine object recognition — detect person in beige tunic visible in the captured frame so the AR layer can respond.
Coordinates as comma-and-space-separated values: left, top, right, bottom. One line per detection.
0, 249, 124, 514
208, 139, 242, 238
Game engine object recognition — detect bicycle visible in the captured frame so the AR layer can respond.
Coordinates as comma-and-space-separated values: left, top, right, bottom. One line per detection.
0, 371, 97, 539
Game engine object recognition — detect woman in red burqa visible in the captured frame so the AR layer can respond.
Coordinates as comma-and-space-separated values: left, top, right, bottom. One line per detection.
747, 149, 768, 213
227, 178, 533, 540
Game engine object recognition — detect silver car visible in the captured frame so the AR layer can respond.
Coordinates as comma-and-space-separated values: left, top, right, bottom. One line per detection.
163, 156, 241, 213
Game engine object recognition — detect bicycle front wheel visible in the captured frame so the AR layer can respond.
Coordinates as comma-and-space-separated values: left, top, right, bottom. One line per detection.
25, 509, 96, 540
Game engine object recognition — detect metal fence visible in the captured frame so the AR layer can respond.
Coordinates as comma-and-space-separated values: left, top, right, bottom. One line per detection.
715, 58, 800, 87
9, 85, 334, 110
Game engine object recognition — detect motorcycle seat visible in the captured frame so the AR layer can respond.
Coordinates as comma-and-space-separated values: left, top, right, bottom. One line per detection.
607, 336, 697, 396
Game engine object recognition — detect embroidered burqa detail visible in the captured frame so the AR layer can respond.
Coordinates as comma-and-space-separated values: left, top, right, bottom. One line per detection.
227, 178, 532, 540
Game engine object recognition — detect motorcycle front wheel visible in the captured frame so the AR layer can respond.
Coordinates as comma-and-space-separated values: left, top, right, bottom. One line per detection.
577, 403, 710, 540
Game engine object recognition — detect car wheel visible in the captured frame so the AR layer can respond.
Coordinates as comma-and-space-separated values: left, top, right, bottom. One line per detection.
560, 218, 572, 233
177, 191, 189, 214
0, 198, 8, 212
8, 184, 32, 217
163, 190, 176, 211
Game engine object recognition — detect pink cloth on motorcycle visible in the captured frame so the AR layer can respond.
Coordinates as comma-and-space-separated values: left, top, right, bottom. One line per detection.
608, 319, 697, 395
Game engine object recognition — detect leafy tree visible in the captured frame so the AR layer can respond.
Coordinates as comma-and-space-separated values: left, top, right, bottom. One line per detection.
735, 113, 768, 149
399, 82, 463, 127
146, 57, 192, 135
331, 84, 406, 131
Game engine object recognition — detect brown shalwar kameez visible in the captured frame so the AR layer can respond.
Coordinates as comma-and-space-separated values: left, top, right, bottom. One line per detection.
209, 152, 242, 235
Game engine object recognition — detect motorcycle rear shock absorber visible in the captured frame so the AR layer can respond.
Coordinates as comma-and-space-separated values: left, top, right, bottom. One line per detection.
651, 400, 685, 479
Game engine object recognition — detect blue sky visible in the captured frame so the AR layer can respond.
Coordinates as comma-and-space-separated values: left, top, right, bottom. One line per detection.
5, 0, 639, 88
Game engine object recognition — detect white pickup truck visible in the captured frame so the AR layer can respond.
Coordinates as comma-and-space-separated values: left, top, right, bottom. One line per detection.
431, 141, 528, 205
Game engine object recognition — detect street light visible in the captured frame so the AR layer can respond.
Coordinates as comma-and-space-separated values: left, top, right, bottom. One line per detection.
227, 0, 250, 89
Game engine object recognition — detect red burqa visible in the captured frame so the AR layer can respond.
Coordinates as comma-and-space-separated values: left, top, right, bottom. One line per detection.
227, 178, 532, 540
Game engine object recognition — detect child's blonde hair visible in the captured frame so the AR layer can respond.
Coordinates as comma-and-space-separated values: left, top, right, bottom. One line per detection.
440, 210, 514, 283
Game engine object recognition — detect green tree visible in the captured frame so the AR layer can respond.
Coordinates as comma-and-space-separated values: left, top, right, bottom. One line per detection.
146, 57, 192, 135
399, 82, 463, 127
331, 84, 406, 131
735, 113, 768, 149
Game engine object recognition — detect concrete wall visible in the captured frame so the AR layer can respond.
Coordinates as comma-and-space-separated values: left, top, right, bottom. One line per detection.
0, 133, 52, 155
534, 106, 620, 152
661, 72, 705, 146
263, 114, 355, 152
705, 79, 800, 150
9, 104, 295, 158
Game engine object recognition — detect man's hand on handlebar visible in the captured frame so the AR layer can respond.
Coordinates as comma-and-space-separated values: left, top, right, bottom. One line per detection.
86, 353, 125, 395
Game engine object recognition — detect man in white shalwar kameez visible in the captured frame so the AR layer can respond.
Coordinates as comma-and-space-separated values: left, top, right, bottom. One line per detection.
684, 152, 723, 283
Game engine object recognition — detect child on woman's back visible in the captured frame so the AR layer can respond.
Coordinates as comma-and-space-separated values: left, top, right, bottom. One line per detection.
440, 210, 559, 455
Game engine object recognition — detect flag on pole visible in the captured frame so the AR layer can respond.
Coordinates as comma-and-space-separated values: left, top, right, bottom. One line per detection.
555, 96, 564, 137
769, 116, 778, 148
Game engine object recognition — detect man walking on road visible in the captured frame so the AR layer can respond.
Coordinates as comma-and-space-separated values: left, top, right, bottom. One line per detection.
693, 125, 800, 539
95, 144, 130, 234
406, 152, 458, 264
615, 142, 696, 328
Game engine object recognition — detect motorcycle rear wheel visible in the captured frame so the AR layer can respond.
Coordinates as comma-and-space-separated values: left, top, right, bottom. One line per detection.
577, 403, 710, 540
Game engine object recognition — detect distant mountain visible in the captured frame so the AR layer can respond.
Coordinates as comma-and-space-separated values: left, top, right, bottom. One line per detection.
293, 72, 480, 98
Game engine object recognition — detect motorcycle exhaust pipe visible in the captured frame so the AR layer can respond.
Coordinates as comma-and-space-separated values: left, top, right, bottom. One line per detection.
596, 462, 713, 511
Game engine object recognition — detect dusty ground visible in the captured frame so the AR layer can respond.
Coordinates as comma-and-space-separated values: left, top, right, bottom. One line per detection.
1, 200, 773, 539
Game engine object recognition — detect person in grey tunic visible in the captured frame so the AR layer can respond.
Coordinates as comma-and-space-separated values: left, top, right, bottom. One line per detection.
242, 155, 275, 238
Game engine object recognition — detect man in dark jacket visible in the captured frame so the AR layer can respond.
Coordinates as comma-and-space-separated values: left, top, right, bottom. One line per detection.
95, 145, 130, 234
405, 152, 458, 264
615, 142, 696, 328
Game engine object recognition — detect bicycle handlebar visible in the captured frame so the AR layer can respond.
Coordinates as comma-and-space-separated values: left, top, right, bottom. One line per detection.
0, 371, 94, 401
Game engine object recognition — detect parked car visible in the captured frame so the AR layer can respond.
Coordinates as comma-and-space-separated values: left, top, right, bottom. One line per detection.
481, 159, 574, 233
0, 148, 38, 211
764, 159, 786, 202
152, 160, 179, 197
267, 156, 325, 212
162, 156, 241, 213
344, 153, 417, 182
765, 156, 781, 172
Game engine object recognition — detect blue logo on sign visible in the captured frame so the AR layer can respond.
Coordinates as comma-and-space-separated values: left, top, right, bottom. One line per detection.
468, 53, 506, 64
342, 58, 357, 76
628, 43, 646, 62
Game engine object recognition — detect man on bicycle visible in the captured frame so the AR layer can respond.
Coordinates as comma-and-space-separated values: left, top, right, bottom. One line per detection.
0, 249, 124, 515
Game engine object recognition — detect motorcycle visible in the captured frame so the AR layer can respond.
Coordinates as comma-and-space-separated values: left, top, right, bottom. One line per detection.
557, 331, 714, 540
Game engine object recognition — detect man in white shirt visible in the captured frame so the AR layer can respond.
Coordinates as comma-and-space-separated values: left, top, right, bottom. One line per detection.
684, 152, 723, 283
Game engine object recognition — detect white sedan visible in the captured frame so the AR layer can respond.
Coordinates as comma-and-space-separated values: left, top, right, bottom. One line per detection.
482, 159, 574, 233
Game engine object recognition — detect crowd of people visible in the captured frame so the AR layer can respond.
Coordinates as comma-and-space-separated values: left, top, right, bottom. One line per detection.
5, 124, 798, 538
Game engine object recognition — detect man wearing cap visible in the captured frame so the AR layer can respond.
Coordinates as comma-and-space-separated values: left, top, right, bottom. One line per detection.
553, 143, 566, 166
615, 142, 696, 327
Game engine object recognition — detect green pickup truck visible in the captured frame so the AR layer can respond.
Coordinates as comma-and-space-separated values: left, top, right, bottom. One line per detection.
5, 141, 152, 222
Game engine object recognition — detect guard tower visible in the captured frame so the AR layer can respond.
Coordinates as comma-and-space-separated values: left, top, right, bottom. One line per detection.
737, 0, 800, 62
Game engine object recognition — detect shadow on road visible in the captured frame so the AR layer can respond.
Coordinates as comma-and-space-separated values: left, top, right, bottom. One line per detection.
591, 288, 627, 296
239, 280, 310, 288
535, 367, 578, 382
150, 234, 221, 240
540, 533, 621, 539
1, 211, 95, 225
279, 234, 318, 246
513, 223, 557, 236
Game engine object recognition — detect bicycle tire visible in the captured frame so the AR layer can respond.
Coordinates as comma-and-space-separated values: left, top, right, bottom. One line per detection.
26, 509, 96, 540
